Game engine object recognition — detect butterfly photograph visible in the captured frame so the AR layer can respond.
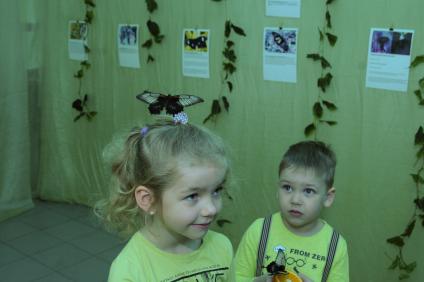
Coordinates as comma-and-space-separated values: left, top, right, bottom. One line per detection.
136, 90, 204, 115
264, 28, 297, 54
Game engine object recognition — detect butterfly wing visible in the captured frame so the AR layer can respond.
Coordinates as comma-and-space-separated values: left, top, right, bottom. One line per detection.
176, 95, 204, 107
136, 91, 165, 114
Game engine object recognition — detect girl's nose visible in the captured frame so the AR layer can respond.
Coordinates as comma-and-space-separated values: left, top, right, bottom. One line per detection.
201, 198, 218, 217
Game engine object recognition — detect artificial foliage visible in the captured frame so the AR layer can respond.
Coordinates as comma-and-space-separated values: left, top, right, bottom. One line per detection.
386, 55, 424, 280
141, 0, 165, 63
203, 20, 246, 124
304, 0, 338, 138
71, 0, 97, 122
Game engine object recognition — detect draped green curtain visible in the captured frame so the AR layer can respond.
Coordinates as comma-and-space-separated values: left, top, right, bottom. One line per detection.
2, 1, 423, 281
0, 0, 43, 221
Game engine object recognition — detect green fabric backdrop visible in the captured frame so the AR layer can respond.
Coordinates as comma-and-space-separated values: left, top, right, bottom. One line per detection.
9, 0, 424, 281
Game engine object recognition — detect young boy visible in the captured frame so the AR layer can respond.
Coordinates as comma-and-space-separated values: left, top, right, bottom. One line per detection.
235, 141, 349, 282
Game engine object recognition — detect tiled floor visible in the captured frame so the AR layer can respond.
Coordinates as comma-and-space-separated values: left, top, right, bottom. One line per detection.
0, 199, 126, 282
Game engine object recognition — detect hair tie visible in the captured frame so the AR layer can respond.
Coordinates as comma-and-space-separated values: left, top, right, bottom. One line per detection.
140, 126, 149, 137
173, 112, 188, 124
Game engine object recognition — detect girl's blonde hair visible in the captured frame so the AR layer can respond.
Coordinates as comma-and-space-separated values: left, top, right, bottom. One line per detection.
95, 118, 229, 237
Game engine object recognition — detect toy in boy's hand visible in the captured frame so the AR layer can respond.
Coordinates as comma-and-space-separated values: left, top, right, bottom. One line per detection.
136, 90, 204, 115
266, 249, 302, 282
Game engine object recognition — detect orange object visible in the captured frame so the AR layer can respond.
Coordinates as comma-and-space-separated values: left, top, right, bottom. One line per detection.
272, 271, 302, 282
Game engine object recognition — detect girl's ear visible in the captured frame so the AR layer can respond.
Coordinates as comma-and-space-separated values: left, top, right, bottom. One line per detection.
324, 187, 336, 208
135, 185, 155, 213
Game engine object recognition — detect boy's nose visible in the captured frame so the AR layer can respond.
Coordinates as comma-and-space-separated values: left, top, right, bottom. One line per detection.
290, 191, 303, 205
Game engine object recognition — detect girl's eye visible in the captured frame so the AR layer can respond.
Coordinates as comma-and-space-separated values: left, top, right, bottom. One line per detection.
281, 184, 292, 192
304, 188, 316, 195
184, 193, 199, 201
212, 186, 224, 197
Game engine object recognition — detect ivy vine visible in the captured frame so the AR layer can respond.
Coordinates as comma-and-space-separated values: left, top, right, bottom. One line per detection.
203, 20, 246, 123
141, 0, 165, 63
386, 54, 424, 280
304, 0, 338, 138
71, 0, 97, 122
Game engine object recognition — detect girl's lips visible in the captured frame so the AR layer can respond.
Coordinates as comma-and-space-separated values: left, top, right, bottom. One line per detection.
192, 223, 211, 230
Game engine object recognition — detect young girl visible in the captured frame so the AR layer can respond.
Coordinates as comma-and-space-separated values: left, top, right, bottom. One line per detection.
96, 118, 233, 281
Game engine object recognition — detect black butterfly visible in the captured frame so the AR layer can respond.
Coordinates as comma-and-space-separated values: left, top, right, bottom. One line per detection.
136, 90, 204, 115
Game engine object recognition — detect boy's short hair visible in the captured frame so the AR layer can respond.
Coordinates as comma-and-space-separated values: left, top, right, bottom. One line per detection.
278, 141, 336, 189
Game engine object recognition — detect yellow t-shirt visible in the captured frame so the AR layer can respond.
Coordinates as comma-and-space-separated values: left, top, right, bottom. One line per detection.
109, 230, 234, 282
235, 213, 349, 282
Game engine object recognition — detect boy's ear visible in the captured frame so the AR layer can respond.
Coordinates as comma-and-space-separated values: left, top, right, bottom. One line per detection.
135, 185, 155, 213
324, 187, 336, 207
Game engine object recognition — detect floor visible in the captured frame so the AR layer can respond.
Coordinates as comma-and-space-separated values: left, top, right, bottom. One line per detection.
0, 199, 126, 282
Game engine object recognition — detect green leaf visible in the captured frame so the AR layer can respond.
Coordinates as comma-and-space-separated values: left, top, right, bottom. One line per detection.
419, 77, 424, 90
153, 34, 164, 44
224, 20, 231, 38
414, 126, 424, 145
388, 255, 400, 269
146, 20, 160, 36
84, 0, 96, 8
203, 99, 222, 124
410, 173, 424, 184
321, 120, 337, 126
313, 102, 323, 118
403, 262, 417, 273
216, 219, 232, 227
142, 39, 153, 48
325, 11, 332, 28
226, 81, 233, 93
326, 32, 338, 46
74, 69, 84, 78
318, 27, 324, 41
401, 219, 416, 237
410, 55, 424, 68
320, 56, 332, 69
304, 123, 316, 137
86, 111, 97, 120
223, 62, 236, 74
226, 40, 234, 48
85, 10, 94, 24
73, 112, 85, 122
223, 48, 237, 62
81, 61, 91, 69
306, 53, 321, 61
145, 0, 158, 13
399, 273, 410, 280
414, 197, 424, 211
386, 235, 405, 247
322, 100, 337, 110
414, 90, 423, 102
231, 23, 246, 36
222, 96, 230, 111
416, 146, 424, 159
317, 73, 333, 92
147, 54, 155, 63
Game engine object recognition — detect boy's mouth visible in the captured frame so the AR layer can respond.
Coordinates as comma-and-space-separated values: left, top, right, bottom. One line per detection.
289, 209, 303, 217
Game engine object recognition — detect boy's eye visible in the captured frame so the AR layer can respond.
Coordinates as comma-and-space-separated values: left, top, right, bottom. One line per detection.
304, 188, 316, 195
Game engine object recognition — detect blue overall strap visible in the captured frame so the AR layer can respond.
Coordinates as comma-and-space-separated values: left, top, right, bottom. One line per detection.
256, 215, 272, 276
321, 229, 340, 282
